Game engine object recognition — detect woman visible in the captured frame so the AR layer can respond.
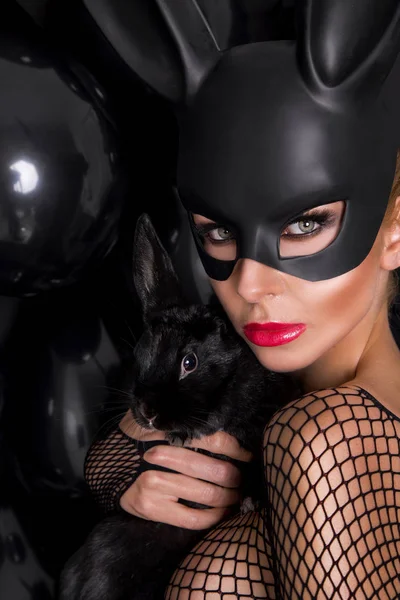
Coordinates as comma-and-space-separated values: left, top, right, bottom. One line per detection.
86, 152, 400, 599
85, 0, 400, 597
165, 153, 400, 598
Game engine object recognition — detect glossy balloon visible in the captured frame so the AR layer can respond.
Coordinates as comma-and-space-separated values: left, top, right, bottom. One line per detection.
1, 276, 130, 580
43, 0, 297, 307
0, 1, 127, 296
4, 292, 122, 493
79, 0, 295, 102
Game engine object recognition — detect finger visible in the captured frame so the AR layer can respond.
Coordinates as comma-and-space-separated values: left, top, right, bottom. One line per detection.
187, 431, 253, 462
119, 411, 166, 442
135, 492, 234, 530
144, 445, 242, 488
137, 470, 240, 508
161, 502, 234, 530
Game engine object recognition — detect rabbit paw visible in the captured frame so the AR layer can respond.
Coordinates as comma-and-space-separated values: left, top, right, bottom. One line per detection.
166, 431, 190, 446
240, 496, 259, 515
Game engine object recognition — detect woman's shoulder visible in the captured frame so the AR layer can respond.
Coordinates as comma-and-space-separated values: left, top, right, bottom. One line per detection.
264, 384, 393, 456
268, 384, 369, 424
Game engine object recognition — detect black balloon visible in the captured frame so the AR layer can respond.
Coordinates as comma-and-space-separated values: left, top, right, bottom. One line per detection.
2, 282, 123, 575
43, 0, 298, 307
3, 289, 122, 493
0, 0, 127, 297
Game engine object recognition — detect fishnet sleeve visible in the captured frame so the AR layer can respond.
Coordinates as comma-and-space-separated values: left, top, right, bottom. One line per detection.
262, 386, 400, 600
166, 508, 276, 599
84, 425, 141, 513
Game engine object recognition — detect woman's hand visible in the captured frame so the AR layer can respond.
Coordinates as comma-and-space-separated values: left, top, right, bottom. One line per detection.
119, 412, 253, 530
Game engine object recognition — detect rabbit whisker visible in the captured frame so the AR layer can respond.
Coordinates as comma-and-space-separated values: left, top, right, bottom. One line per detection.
80, 406, 129, 418
122, 319, 137, 344
186, 416, 210, 427
120, 337, 136, 351
93, 412, 127, 439
122, 417, 145, 440
80, 400, 130, 410
192, 408, 213, 416
96, 385, 133, 399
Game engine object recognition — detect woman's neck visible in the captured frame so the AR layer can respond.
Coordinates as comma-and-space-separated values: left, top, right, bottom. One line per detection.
294, 306, 400, 394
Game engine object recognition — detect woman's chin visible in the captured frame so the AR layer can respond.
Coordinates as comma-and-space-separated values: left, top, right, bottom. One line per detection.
248, 342, 317, 374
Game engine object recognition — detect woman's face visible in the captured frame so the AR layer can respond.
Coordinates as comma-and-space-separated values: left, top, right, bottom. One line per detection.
192, 202, 388, 373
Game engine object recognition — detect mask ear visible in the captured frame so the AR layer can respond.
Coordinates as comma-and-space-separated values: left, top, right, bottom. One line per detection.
132, 213, 185, 319
297, 0, 400, 100
83, 0, 221, 104
155, 0, 221, 102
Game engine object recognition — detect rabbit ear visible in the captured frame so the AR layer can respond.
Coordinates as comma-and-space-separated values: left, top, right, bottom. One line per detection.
83, 0, 221, 103
154, 0, 221, 101
297, 0, 400, 97
133, 213, 185, 318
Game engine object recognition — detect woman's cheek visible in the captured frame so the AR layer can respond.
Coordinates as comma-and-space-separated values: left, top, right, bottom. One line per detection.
308, 253, 381, 325
211, 247, 383, 359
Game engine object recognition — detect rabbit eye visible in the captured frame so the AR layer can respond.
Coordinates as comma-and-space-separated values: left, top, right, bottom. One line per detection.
179, 352, 198, 380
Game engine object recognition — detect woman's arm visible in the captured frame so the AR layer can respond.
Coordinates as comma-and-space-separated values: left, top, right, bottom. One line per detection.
263, 388, 399, 600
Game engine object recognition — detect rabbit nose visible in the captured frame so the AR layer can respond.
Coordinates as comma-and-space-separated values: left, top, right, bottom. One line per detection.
139, 406, 157, 421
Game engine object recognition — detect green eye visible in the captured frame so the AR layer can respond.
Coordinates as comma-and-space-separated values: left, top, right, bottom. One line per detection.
209, 227, 233, 241
297, 219, 316, 233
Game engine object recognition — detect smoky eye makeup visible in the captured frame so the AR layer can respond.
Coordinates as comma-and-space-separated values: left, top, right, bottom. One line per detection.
191, 214, 237, 241
191, 214, 237, 260
279, 201, 345, 258
281, 207, 339, 240
193, 222, 235, 241
193, 206, 342, 241
191, 200, 345, 262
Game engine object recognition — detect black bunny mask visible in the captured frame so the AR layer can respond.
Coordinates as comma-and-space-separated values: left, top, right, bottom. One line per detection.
178, 37, 400, 282
88, 0, 400, 281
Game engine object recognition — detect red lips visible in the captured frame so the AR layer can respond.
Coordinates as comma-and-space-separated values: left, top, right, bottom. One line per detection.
243, 322, 307, 347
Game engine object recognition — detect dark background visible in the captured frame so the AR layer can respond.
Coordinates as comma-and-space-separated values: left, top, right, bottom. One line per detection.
0, 2, 398, 599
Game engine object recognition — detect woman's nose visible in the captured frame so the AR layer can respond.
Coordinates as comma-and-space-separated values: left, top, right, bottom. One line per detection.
236, 258, 285, 303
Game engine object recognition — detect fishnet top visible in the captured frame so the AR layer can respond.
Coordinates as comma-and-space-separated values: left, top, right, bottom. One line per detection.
85, 425, 171, 513
84, 426, 142, 512
166, 385, 400, 599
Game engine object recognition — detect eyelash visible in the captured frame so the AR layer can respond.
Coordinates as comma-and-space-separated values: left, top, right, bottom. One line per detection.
194, 223, 236, 244
194, 209, 338, 244
282, 209, 337, 240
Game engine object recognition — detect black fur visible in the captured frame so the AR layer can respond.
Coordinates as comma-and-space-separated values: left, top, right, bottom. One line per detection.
58, 214, 299, 600
130, 302, 290, 450
59, 515, 202, 600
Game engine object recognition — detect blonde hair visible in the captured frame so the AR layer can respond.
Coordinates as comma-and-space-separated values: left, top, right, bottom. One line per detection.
383, 150, 400, 307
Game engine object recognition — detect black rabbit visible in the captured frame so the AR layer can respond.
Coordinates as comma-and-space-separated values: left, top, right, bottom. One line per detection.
59, 214, 299, 600
129, 214, 297, 452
